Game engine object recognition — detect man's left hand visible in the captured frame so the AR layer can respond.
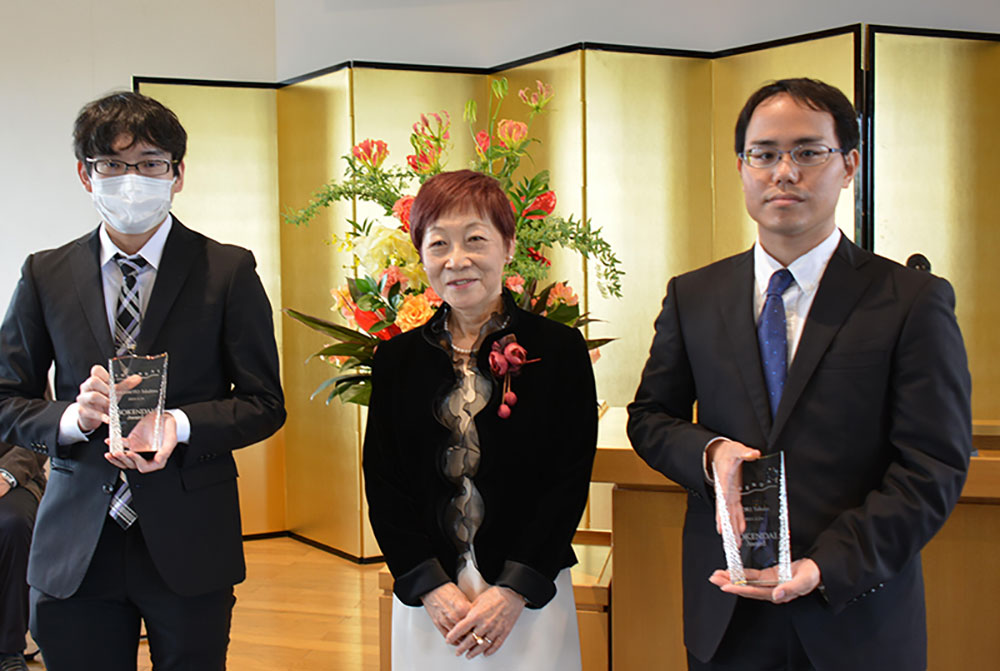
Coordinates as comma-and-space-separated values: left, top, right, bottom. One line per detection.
0, 480, 9, 498
709, 558, 821, 604
104, 412, 178, 473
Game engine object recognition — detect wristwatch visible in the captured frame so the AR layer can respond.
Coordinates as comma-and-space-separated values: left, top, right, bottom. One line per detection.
0, 469, 17, 489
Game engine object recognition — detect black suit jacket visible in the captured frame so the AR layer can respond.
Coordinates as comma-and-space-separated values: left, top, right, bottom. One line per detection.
0, 218, 285, 598
363, 295, 598, 608
628, 236, 971, 670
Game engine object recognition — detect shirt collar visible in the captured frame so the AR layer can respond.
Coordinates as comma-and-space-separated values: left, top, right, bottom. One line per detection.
754, 227, 842, 296
99, 214, 173, 270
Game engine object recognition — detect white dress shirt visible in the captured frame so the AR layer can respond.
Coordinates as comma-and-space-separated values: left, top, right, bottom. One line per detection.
705, 226, 842, 478
753, 226, 843, 367
58, 217, 191, 445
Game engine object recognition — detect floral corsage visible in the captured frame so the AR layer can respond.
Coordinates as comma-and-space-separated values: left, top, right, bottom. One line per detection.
488, 334, 540, 419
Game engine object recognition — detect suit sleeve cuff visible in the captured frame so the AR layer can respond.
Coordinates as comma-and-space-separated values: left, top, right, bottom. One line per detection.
58, 403, 90, 445
806, 547, 848, 613
495, 560, 556, 608
392, 557, 451, 607
166, 409, 191, 444
703, 436, 727, 482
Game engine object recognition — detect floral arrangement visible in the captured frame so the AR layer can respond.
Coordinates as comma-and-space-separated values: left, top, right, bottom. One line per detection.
283, 78, 623, 406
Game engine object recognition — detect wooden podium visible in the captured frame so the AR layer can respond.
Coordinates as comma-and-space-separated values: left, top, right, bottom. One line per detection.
593, 408, 1000, 671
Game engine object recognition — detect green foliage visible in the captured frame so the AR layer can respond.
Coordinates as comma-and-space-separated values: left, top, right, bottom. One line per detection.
282, 156, 413, 227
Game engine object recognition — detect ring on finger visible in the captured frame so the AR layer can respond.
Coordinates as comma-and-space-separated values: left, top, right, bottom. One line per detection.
471, 632, 486, 646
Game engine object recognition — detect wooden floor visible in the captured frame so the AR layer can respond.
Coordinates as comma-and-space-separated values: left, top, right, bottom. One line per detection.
30, 537, 384, 671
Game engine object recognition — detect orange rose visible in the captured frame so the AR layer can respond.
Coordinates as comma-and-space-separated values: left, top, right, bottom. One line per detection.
396, 294, 435, 332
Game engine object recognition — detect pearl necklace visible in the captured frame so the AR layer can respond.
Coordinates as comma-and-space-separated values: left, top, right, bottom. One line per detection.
447, 313, 510, 355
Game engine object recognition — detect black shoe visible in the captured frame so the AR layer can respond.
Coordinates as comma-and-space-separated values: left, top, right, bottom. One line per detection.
0, 654, 27, 671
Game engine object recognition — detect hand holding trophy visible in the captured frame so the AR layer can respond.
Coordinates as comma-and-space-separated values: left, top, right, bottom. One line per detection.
712, 451, 792, 588
108, 353, 169, 457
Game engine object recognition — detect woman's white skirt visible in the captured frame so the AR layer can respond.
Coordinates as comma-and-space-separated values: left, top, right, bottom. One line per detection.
391, 568, 581, 670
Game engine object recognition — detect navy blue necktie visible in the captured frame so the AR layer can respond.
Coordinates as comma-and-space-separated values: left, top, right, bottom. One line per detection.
758, 268, 794, 418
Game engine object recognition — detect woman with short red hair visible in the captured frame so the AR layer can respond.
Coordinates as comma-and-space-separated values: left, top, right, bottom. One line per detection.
364, 170, 597, 669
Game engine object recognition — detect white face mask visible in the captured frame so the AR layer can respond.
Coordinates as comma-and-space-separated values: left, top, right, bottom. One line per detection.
90, 173, 175, 235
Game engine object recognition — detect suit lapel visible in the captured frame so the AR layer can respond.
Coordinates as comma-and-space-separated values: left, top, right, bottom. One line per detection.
136, 218, 199, 354
719, 250, 774, 438
769, 237, 872, 444
71, 230, 115, 358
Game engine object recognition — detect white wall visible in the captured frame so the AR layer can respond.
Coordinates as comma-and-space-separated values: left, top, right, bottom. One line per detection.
274, 0, 1000, 79
3, 0, 999, 307
0, 0, 275, 306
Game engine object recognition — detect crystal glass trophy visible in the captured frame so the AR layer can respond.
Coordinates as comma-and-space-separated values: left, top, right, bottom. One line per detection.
108, 353, 168, 456
713, 451, 791, 586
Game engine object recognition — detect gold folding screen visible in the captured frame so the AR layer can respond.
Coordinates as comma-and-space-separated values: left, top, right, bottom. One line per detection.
138, 26, 1000, 557
136, 82, 286, 536
872, 32, 1000, 422
137, 32, 857, 553
583, 51, 714, 411
274, 71, 363, 553
494, 52, 587, 296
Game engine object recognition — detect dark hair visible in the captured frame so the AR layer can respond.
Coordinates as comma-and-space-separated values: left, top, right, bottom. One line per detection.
409, 170, 516, 253
74, 92, 186, 175
734, 78, 859, 154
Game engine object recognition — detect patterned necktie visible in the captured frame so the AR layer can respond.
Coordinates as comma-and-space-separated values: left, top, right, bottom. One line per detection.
758, 268, 795, 418
109, 254, 147, 529
113, 254, 148, 355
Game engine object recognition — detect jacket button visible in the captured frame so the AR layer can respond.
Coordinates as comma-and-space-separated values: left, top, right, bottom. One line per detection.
102, 483, 114, 494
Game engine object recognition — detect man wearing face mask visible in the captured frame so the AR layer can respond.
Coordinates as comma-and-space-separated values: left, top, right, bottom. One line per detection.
0, 92, 286, 670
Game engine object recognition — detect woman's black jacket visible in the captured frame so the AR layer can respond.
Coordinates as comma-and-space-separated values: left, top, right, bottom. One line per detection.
363, 295, 598, 608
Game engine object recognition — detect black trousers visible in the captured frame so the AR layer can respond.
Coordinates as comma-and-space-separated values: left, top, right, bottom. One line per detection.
687, 598, 816, 671
0, 487, 37, 655
31, 516, 235, 671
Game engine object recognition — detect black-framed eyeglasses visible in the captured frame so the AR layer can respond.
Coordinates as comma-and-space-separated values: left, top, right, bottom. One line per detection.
86, 157, 177, 177
738, 144, 846, 169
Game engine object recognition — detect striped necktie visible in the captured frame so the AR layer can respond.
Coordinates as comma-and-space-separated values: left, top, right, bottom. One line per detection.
109, 253, 147, 529
758, 268, 795, 418
113, 254, 148, 355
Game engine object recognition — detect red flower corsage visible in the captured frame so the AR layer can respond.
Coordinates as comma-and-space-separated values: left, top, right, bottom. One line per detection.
488, 335, 540, 419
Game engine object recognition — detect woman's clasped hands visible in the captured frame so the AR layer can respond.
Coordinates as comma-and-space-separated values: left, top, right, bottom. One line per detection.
421, 582, 526, 659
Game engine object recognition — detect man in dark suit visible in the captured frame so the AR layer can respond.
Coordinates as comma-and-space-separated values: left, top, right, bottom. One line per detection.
0, 441, 47, 671
0, 92, 285, 670
628, 78, 971, 670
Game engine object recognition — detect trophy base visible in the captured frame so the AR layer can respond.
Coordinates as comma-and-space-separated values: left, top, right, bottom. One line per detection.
736, 578, 784, 587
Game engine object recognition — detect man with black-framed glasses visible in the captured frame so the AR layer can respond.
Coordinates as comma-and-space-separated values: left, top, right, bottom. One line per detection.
0, 91, 285, 670
629, 78, 971, 670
